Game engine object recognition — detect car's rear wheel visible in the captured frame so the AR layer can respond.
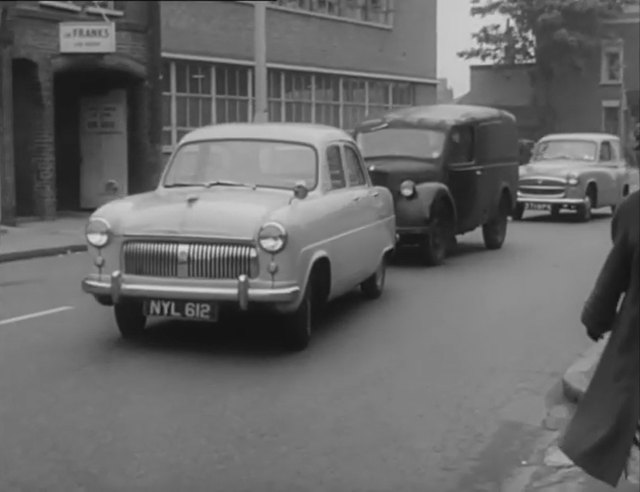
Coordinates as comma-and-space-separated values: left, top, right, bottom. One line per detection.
114, 301, 147, 339
513, 203, 525, 221
421, 201, 453, 266
482, 196, 510, 250
361, 255, 386, 300
282, 281, 313, 351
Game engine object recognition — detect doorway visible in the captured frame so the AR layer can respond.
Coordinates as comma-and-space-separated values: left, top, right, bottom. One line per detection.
79, 89, 128, 208
54, 68, 137, 212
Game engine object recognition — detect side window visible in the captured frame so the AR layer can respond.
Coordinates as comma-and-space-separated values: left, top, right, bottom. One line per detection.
343, 145, 367, 187
599, 141, 612, 161
449, 125, 475, 164
326, 144, 346, 190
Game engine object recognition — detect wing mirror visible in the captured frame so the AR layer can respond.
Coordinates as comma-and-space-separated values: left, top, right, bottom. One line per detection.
290, 181, 309, 203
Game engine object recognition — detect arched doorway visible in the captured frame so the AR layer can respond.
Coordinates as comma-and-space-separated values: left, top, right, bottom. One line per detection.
53, 56, 146, 212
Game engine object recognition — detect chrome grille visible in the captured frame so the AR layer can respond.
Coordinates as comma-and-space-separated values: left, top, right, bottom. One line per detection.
122, 241, 258, 279
519, 178, 566, 197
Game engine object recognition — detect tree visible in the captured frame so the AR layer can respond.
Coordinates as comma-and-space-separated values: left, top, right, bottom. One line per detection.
458, 0, 632, 133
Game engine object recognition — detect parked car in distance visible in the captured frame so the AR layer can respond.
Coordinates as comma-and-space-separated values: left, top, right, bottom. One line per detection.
353, 104, 519, 265
515, 133, 640, 221
81, 123, 396, 351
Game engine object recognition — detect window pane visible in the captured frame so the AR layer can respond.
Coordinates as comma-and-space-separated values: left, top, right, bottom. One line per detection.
227, 68, 238, 96
162, 61, 171, 92
326, 144, 346, 189
176, 97, 188, 127
343, 105, 366, 130
215, 67, 227, 96
268, 70, 282, 99
344, 146, 366, 186
315, 75, 339, 102
285, 102, 312, 122
369, 80, 390, 105
269, 100, 283, 121
162, 94, 171, 127
177, 129, 190, 142
392, 82, 414, 106
175, 61, 188, 93
344, 78, 366, 103
201, 98, 212, 125
188, 97, 201, 127
316, 104, 340, 127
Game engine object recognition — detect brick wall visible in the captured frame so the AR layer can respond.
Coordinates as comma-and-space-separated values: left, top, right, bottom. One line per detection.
5, 1, 161, 220
160, 0, 437, 80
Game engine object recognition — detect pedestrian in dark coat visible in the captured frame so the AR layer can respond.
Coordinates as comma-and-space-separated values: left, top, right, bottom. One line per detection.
559, 189, 639, 487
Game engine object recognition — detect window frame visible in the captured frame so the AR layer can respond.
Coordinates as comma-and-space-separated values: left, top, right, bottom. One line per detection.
600, 42, 624, 85
341, 142, 369, 187
325, 143, 347, 190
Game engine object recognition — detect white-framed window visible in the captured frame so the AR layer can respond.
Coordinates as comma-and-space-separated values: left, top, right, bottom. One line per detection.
601, 43, 623, 84
38, 1, 124, 16
602, 100, 622, 136
269, 0, 394, 26
161, 58, 419, 151
315, 74, 341, 127
284, 71, 313, 122
215, 65, 252, 124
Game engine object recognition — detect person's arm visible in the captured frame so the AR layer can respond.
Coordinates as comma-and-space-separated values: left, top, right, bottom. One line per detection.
580, 204, 631, 341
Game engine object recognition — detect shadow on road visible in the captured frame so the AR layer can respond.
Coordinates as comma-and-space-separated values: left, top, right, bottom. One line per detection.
112, 290, 371, 359
390, 240, 491, 268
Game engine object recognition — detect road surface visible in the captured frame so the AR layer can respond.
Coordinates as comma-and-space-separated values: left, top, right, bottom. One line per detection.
0, 212, 627, 491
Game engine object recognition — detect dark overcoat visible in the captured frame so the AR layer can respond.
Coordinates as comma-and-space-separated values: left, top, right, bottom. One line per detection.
559, 190, 639, 487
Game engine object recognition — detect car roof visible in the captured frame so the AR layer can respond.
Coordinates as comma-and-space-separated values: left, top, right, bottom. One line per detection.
355, 104, 515, 131
540, 132, 620, 142
180, 123, 353, 146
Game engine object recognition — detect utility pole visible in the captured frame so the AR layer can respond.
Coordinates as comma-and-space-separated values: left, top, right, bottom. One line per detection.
253, 0, 268, 123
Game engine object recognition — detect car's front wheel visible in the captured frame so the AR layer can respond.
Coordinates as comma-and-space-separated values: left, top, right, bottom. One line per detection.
421, 201, 453, 266
114, 301, 147, 339
576, 193, 593, 222
361, 255, 386, 300
482, 196, 510, 250
282, 283, 313, 351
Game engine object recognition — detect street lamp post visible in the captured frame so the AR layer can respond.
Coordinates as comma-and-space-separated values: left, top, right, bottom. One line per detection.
253, 1, 268, 123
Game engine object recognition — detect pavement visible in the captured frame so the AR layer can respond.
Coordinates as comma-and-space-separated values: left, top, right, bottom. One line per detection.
0, 214, 88, 263
0, 210, 637, 491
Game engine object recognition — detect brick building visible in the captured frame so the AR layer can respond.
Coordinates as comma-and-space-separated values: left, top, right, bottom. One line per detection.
159, 0, 439, 157
0, 0, 161, 225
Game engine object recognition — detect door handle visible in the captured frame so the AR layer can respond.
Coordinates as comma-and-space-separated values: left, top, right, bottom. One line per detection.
353, 196, 361, 202
475, 170, 483, 176
370, 190, 380, 197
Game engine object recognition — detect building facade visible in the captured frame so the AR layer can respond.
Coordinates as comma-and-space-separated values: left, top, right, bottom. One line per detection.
0, 0, 162, 224
160, 0, 439, 157
458, 2, 639, 149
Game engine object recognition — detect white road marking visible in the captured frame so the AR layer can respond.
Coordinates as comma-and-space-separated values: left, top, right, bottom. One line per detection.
0, 306, 75, 326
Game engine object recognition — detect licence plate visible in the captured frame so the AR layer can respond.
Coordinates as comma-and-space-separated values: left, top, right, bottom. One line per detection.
526, 203, 550, 211
144, 299, 219, 321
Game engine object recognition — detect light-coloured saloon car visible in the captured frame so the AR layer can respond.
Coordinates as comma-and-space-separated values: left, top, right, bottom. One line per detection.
515, 133, 639, 221
81, 123, 396, 350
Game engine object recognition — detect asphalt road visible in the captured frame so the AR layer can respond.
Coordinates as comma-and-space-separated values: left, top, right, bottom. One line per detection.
0, 211, 622, 492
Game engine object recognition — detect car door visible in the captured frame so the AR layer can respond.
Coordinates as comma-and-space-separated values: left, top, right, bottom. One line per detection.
342, 141, 381, 279
321, 143, 362, 295
445, 124, 483, 232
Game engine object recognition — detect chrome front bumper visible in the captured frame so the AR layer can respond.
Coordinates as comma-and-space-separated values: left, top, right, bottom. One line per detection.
81, 271, 301, 311
516, 195, 588, 205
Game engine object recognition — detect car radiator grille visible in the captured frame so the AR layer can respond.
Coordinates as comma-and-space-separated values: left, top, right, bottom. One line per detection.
519, 178, 566, 197
122, 241, 258, 279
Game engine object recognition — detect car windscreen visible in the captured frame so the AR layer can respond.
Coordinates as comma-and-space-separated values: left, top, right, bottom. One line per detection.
163, 139, 318, 190
531, 140, 597, 162
356, 128, 446, 160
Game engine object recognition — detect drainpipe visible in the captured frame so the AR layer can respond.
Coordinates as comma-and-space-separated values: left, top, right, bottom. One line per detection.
0, 1, 16, 226
253, 1, 268, 123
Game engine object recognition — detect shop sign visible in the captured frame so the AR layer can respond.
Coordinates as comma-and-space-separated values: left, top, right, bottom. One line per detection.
59, 21, 116, 53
